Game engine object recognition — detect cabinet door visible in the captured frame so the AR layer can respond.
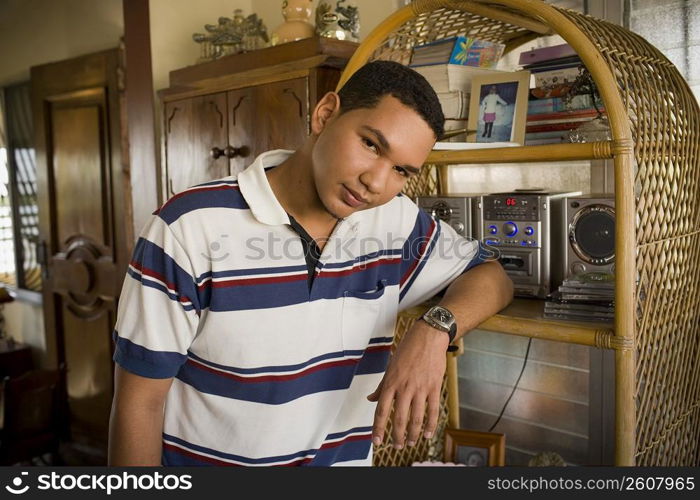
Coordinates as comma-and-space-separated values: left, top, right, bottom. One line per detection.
227, 78, 309, 175
164, 93, 229, 196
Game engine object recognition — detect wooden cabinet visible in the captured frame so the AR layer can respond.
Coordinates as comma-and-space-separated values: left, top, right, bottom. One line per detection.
159, 38, 357, 199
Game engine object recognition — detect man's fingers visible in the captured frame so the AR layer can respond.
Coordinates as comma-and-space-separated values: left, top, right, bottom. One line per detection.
406, 397, 426, 447
423, 391, 441, 439
390, 391, 412, 449
371, 388, 394, 447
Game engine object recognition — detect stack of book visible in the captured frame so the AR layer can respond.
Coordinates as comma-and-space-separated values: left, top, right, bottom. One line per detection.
410, 36, 505, 137
519, 43, 604, 145
544, 273, 615, 323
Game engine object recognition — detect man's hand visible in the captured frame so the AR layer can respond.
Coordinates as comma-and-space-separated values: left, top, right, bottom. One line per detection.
367, 320, 450, 449
367, 260, 513, 449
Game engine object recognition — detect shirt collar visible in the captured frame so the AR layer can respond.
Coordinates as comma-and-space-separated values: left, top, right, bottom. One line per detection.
237, 149, 362, 236
237, 149, 294, 226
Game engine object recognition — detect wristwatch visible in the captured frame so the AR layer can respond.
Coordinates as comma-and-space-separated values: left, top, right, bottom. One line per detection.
421, 305, 458, 352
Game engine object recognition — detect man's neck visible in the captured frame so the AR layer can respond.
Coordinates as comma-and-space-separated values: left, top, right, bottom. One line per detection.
266, 150, 339, 240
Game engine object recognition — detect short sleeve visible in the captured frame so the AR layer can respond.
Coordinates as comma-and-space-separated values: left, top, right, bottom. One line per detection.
398, 205, 488, 312
112, 215, 201, 379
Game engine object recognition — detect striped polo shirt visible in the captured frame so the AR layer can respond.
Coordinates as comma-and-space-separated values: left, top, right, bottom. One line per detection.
112, 149, 485, 466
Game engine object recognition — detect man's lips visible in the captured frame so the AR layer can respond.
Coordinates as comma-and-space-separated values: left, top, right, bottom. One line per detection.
342, 185, 368, 208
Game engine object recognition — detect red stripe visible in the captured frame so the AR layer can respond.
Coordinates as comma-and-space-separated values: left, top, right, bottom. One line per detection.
400, 219, 436, 286
163, 442, 310, 466
319, 433, 372, 450
159, 184, 240, 212
187, 357, 360, 383
198, 272, 308, 290
130, 261, 193, 305
365, 344, 392, 354
320, 257, 402, 278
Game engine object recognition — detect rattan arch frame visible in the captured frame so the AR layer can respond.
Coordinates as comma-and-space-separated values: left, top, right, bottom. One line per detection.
338, 0, 700, 466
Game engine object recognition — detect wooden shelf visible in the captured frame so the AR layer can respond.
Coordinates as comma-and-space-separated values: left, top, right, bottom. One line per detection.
405, 298, 616, 349
426, 141, 615, 165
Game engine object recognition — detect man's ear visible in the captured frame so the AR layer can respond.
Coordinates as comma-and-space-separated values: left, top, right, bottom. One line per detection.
311, 92, 341, 135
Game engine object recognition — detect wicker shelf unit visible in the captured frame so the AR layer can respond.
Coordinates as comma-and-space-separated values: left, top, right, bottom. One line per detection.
339, 0, 700, 466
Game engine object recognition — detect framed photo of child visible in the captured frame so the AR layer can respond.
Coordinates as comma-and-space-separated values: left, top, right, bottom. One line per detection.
443, 428, 506, 466
467, 70, 530, 144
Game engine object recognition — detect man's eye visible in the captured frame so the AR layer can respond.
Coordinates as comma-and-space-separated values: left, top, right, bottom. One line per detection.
362, 137, 378, 153
394, 166, 409, 177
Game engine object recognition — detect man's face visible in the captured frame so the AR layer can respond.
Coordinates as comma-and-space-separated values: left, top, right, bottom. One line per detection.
310, 94, 436, 220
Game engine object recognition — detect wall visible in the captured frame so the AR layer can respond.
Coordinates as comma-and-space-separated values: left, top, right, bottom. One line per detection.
0, 0, 124, 87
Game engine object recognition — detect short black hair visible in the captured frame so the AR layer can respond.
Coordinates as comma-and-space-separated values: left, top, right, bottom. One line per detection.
337, 60, 444, 139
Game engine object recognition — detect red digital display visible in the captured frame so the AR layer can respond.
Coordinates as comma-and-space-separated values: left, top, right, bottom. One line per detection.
506, 197, 517, 206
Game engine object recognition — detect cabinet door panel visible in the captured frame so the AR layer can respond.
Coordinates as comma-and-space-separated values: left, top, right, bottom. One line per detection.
226, 86, 255, 176
226, 78, 310, 175
165, 92, 229, 195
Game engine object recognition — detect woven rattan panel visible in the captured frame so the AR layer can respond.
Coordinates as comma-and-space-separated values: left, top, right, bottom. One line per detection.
557, 9, 700, 467
373, 310, 448, 466
359, 0, 700, 465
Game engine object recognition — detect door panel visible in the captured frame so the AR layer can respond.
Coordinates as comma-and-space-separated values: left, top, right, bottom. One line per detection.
52, 106, 106, 246
253, 77, 309, 154
226, 86, 255, 176
165, 92, 229, 195
32, 48, 129, 459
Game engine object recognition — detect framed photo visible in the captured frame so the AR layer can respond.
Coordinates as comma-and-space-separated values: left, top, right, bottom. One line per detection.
443, 428, 506, 466
467, 70, 530, 144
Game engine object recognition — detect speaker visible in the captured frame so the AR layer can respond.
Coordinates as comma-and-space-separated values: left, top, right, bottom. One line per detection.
563, 195, 615, 279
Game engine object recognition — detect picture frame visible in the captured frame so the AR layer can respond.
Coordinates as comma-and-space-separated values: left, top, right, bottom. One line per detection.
467, 70, 530, 145
443, 428, 506, 466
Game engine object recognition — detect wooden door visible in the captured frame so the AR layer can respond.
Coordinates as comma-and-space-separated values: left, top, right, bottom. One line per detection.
227, 77, 309, 175
32, 48, 130, 457
164, 92, 229, 195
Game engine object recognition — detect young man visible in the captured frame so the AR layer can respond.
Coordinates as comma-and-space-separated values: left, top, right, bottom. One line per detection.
109, 61, 513, 466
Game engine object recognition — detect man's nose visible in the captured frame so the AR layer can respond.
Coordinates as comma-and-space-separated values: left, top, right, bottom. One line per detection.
359, 161, 392, 194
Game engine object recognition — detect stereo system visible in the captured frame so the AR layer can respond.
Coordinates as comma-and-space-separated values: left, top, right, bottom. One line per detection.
563, 195, 615, 279
418, 190, 617, 299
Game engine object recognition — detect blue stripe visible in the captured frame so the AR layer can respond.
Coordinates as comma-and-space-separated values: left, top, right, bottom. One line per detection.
194, 179, 239, 187
158, 186, 249, 225
307, 437, 372, 466
355, 347, 391, 375
112, 331, 187, 378
162, 427, 372, 466
130, 237, 201, 312
127, 268, 196, 312
176, 358, 358, 405
399, 215, 441, 302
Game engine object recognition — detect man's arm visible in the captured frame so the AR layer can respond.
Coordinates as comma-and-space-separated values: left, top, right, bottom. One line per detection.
368, 260, 513, 448
108, 366, 174, 466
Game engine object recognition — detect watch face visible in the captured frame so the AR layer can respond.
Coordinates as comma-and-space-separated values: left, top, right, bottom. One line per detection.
436, 309, 452, 323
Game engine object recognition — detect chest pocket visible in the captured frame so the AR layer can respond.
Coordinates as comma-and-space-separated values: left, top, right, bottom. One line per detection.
341, 279, 391, 351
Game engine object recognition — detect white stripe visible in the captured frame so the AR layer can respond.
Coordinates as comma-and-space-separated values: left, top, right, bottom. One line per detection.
163, 438, 316, 466
321, 254, 402, 274
196, 268, 309, 287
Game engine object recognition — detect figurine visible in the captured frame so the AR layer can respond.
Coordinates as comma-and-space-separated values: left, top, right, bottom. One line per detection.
315, 0, 360, 42
271, 0, 315, 46
193, 9, 270, 62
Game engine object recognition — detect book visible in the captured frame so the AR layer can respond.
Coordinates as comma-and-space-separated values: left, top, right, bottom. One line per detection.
412, 64, 502, 93
410, 36, 505, 68
518, 43, 577, 65
524, 137, 565, 145
432, 141, 519, 150
436, 90, 469, 119
534, 66, 583, 88
527, 95, 599, 113
526, 119, 594, 134
527, 109, 601, 122
524, 56, 582, 72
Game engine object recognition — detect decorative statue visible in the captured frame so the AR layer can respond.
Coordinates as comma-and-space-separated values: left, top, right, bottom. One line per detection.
315, 0, 360, 42
270, 0, 315, 46
193, 9, 270, 62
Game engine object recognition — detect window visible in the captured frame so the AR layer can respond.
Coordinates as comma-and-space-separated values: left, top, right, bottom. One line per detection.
627, 0, 700, 100
0, 83, 42, 295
